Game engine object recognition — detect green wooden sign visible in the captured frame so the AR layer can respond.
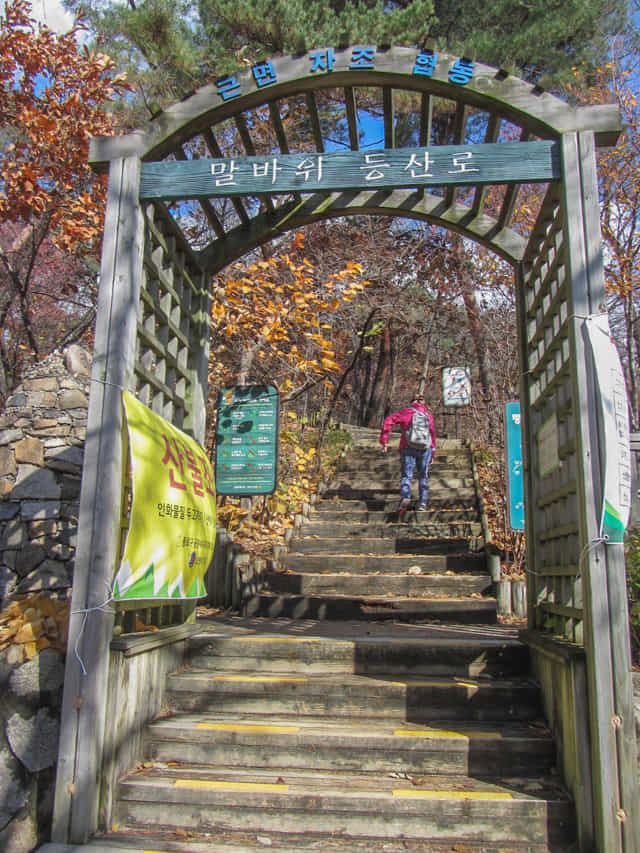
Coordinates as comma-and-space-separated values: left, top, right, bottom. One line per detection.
215, 385, 279, 496
139, 141, 561, 200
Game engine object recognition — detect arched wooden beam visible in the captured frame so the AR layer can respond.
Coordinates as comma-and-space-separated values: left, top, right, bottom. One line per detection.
198, 187, 527, 273
89, 47, 621, 169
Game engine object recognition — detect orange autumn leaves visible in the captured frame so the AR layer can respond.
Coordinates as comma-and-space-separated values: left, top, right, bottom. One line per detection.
210, 235, 369, 393
0, 0, 129, 252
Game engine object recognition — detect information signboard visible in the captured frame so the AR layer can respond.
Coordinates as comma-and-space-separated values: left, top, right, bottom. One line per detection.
505, 401, 525, 531
443, 367, 471, 406
215, 385, 279, 495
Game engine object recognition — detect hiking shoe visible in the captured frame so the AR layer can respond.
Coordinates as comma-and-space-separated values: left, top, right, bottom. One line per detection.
398, 498, 411, 519
417, 504, 427, 511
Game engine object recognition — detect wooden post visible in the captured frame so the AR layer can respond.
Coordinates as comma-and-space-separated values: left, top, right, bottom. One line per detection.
562, 132, 640, 853
52, 157, 145, 843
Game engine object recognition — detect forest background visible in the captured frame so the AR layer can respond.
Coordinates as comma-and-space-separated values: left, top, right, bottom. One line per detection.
1, 0, 640, 637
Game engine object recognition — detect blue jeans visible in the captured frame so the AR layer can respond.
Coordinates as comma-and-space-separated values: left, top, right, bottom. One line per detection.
400, 447, 432, 505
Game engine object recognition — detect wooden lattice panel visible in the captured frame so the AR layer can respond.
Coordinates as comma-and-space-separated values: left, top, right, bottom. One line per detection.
135, 203, 209, 435
522, 186, 583, 643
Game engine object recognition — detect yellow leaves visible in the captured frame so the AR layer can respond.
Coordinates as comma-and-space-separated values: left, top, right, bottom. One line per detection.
0, 594, 70, 662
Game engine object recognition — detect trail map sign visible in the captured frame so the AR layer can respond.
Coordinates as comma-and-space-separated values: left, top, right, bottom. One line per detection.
215, 385, 279, 495
443, 367, 471, 406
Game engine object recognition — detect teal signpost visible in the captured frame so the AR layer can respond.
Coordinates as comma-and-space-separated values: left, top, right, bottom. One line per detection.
505, 401, 525, 530
215, 385, 279, 495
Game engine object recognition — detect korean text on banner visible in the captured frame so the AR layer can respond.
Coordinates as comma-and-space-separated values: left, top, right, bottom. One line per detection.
585, 316, 632, 544
113, 391, 217, 601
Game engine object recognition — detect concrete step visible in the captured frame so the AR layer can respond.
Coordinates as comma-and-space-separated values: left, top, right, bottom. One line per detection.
145, 713, 556, 777
244, 593, 498, 625
166, 670, 543, 722
115, 765, 575, 847
186, 632, 527, 677
281, 553, 486, 573
37, 832, 564, 852
320, 487, 477, 503
294, 521, 483, 541
326, 476, 475, 491
314, 496, 478, 512
307, 507, 480, 523
283, 549, 485, 571
264, 570, 492, 598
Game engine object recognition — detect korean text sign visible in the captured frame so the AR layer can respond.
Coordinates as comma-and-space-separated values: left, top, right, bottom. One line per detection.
215, 385, 279, 496
113, 391, 216, 601
505, 402, 525, 531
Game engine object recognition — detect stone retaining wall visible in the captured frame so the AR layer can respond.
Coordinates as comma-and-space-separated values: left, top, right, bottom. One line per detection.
0, 347, 90, 606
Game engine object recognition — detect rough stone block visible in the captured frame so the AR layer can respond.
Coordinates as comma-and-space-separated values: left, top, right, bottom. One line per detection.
0, 430, 24, 447
14, 543, 46, 578
0, 751, 31, 831
0, 447, 16, 477
2, 519, 27, 549
9, 649, 65, 705
12, 467, 60, 501
0, 478, 14, 498
63, 345, 92, 377
45, 445, 83, 474
20, 502, 61, 521
7, 708, 59, 772
16, 560, 70, 592
15, 438, 44, 468
0, 565, 17, 603
58, 389, 88, 410
23, 378, 57, 392
4, 393, 27, 409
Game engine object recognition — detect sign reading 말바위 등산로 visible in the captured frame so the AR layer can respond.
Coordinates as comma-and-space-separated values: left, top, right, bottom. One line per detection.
215, 385, 279, 495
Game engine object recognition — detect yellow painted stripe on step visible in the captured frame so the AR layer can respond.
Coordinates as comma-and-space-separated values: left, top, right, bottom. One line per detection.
391, 680, 479, 689
173, 779, 288, 792
196, 723, 300, 733
393, 729, 501, 739
212, 675, 308, 683
393, 790, 513, 800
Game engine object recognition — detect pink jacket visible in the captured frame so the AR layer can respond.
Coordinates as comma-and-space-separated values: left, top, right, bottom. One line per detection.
380, 404, 436, 452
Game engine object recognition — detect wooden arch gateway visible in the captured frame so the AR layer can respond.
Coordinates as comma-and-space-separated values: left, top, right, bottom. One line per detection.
54, 47, 638, 852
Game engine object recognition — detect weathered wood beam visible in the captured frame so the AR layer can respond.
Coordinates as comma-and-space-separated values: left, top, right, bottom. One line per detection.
344, 86, 359, 150
471, 113, 501, 217
305, 91, 325, 152
445, 103, 470, 208
173, 146, 226, 237
198, 187, 527, 273
203, 129, 250, 226
383, 86, 395, 149
269, 100, 302, 204
419, 93, 433, 147
235, 113, 275, 213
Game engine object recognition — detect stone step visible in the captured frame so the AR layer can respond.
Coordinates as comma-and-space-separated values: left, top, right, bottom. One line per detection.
295, 521, 483, 541
283, 549, 484, 571
37, 830, 561, 853
244, 593, 498, 625
166, 670, 543, 722
145, 714, 556, 777
115, 765, 575, 847
326, 476, 475, 491
307, 507, 480, 523
281, 553, 486, 573
264, 570, 492, 598
320, 487, 477, 503
187, 632, 526, 677
314, 495, 478, 512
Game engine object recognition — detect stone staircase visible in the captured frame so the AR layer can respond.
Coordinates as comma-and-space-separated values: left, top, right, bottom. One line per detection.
49, 427, 577, 852
248, 428, 496, 624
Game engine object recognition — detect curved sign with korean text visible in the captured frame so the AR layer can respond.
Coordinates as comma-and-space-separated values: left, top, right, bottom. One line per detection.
113, 391, 216, 601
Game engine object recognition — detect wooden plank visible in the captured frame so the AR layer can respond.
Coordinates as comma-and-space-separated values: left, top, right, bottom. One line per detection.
383, 86, 395, 149
445, 103, 469, 208
305, 91, 325, 152
344, 86, 359, 150
576, 131, 640, 853
561, 132, 620, 853
471, 114, 501, 217
139, 141, 562, 200
203, 128, 250, 225
88, 48, 622, 168
52, 157, 146, 844
419, 93, 433, 147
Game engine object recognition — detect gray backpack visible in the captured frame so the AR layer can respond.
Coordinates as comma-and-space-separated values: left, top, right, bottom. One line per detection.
406, 408, 432, 450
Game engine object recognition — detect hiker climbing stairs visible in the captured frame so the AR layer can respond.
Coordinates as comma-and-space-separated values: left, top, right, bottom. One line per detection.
56, 426, 576, 852
247, 428, 497, 624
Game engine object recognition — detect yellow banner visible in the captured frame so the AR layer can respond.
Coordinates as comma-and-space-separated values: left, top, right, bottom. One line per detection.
113, 391, 216, 601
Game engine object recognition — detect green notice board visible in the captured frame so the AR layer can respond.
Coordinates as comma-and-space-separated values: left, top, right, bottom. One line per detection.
215, 385, 279, 495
